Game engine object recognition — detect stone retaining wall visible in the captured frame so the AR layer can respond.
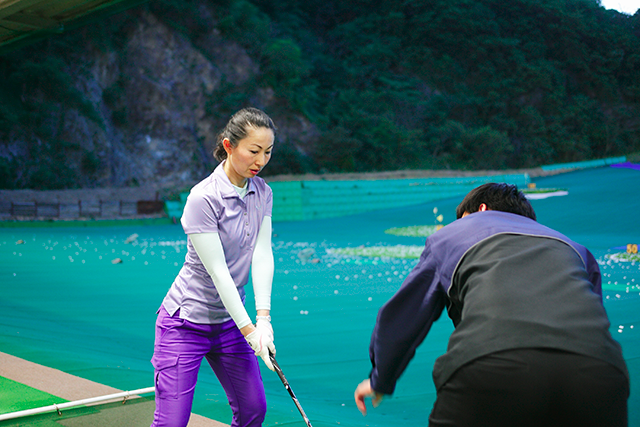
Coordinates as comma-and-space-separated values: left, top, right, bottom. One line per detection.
0, 186, 166, 221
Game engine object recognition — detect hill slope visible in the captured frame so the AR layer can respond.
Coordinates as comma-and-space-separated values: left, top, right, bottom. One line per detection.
0, 0, 638, 190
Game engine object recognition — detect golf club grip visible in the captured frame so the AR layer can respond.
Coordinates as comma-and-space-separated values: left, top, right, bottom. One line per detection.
269, 353, 313, 427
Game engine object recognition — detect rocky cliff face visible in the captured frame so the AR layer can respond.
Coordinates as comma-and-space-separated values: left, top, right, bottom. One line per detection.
0, 6, 317, 191
99, 9, 225, 189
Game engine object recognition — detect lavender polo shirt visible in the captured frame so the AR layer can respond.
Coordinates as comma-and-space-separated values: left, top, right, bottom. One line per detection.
162, 161, 273, 324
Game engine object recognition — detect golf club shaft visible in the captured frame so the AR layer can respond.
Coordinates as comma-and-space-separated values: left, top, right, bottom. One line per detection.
269, 353, 313, 427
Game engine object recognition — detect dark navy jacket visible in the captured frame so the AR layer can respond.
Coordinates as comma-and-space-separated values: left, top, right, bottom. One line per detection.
369, 210, 628, 394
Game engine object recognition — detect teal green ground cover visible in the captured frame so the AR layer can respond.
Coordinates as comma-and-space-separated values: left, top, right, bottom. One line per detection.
1, 166, 638, 426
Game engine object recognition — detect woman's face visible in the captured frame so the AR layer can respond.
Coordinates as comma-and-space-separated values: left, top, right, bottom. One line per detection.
223, 126, 274, 187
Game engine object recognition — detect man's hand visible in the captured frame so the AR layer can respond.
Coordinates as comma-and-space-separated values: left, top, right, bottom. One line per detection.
354, 379, 383, 416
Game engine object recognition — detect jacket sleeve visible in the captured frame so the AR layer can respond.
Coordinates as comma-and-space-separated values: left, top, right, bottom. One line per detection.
369, 238, 447, 395
585, 248, 603, 303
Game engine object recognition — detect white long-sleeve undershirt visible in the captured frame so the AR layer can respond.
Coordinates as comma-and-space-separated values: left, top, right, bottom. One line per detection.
189, 216, 273, 329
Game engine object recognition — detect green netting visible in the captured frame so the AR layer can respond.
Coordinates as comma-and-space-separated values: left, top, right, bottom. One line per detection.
540, 155, 626, 171
1, 166, 638, 426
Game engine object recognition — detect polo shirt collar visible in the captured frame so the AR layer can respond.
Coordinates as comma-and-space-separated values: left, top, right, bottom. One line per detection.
214, 160, 256, 199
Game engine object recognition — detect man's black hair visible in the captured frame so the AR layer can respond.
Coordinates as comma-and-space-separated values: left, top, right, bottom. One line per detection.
456, 183, 537, 221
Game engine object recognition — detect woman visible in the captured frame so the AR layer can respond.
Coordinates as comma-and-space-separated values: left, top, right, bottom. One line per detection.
151, 107, 277, 427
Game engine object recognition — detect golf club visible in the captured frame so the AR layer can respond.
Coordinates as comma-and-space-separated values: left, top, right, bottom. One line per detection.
269, 351, 313, 427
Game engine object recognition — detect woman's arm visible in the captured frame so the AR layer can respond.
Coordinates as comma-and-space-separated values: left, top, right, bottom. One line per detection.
250, 216, 276, 362
190, 230, 276, 370
251, 216, 274, 315
189, 232, 253, 330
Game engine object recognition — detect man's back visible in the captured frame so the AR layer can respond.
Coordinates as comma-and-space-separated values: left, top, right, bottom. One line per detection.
435, 232, 627, 390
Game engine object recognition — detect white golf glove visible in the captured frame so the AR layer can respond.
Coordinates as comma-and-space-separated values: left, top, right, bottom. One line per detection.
256, 316, 274, 341
245, 321, 276, 371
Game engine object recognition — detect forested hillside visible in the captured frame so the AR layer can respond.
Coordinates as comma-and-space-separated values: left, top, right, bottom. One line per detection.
1, 0, 638, 190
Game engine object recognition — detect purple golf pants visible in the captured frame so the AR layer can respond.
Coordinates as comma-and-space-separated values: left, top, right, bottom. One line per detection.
150, 307, 266, 427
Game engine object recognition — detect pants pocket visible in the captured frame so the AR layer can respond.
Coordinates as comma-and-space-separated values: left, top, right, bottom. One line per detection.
152, 355, 180, 400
